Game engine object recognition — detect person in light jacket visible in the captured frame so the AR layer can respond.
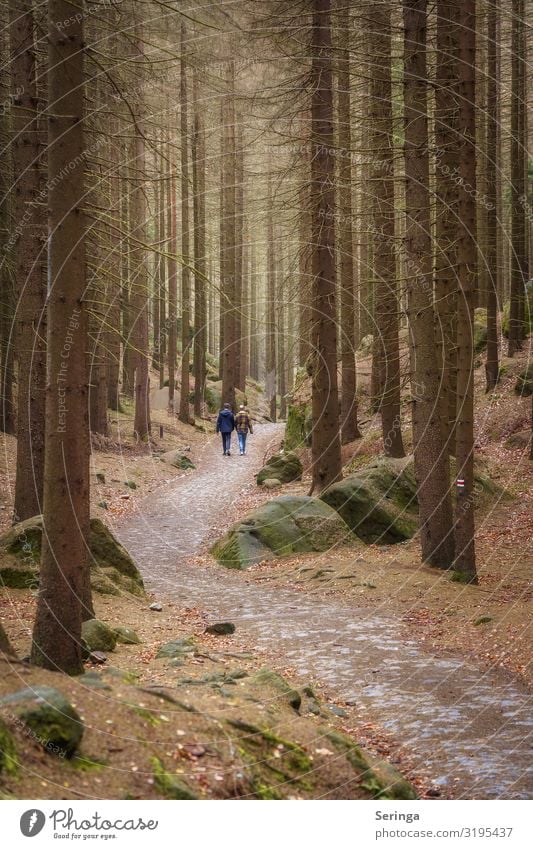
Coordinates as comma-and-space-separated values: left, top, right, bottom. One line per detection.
234, 405, 253, 455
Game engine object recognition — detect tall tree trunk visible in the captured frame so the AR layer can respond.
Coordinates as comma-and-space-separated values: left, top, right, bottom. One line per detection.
453, 0, 477, 583
369, 1, 405, 458
435, 0, 460, 450
9, 0, 46, 520
507, 0, 527, 357
266, 174, 277, 422
178, 24, 191, 424
132, 22, 150, 440
234, 120, 245, 392
298, 173, 311, 366
193, 71, 206, 418
485, 0, 499, 391
336, 1, 361, 444
106, 126, 121, 412
31, 0, 92, 673
167, 135, 177, 411
309, 0, 342, 493
404, 0, 454, 569
221, 63, 237, 410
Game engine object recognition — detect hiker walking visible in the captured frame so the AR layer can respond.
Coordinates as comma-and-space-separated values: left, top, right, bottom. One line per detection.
216, 403, 235, 455
235, 404, 253, 455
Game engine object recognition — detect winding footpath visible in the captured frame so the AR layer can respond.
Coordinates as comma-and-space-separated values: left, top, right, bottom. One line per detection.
116, 423, 532, 800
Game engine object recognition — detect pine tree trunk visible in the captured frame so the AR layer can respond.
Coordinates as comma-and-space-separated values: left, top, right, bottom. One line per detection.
309, 0, 342, 493
31, 0, 92, 673
453, 0, 477, 583
435, 0, 460, 450
167, 135, 178, 411
131, 24, 150, 440
369, 1, 405, 458
9, 0, 46, 520
484, 0, 499, 391
106, 127, 121, 412
178, 25, 191, 424
336, 1, 361, 444
404, 0, 454, 569
508, 0, 527, 357
266, 175, 277, 422
221, 63, 237, 410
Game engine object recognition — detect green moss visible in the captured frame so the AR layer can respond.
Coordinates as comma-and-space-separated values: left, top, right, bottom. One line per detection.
70, 755, 107, 772
253, 780, 284, 800
0, 719, 18, 775
324, 730, 417, 800
126, 704, 160, 726
473, 616, 493, 626
151, 756, 199, 799
285, 403, 312, 450
0, 566, 38, 589
451, 570, 477, 584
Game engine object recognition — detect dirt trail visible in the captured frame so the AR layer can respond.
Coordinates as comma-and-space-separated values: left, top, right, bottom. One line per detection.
116, 423, 532, 799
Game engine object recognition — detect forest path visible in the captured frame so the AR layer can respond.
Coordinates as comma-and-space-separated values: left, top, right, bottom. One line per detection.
117, 423, 532, 800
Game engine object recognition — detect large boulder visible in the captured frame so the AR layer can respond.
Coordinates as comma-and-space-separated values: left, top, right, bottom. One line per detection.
320, 456, 418, 544
212, 495, 356, 569
0, 516, 145, 597
256, 452, 303, 486
0, 686, 83, 758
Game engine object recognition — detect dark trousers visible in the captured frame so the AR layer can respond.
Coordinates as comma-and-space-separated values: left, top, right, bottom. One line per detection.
221, 432, 232, 453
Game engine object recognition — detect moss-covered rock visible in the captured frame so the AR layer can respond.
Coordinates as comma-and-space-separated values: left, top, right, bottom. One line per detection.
156, 636, 196, 659
0, 718, 18, 775
320, 456, 418, 544
256, 452, 303, 486
515, 363, 533, 396
159, 450, 195, 470
212, 495, 357, 569
285, 403, 312, 451
324, 730, 417, 799
0, 686, 83, 758
81, 619, 117, 653
151, 756, 199, 799
262, 478, 281, 490
113, 626, 142, 645
246, 668, 302, 712
0, 516, 145, 597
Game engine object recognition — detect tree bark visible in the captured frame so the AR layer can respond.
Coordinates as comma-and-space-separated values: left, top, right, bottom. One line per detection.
435, 0, 460, 450
178, 24, 191, 424
31, 0, 92, 673
507, 0, 527, 357
193, 71, 207, 418
221, 63, 237, 410
453, 0, 477, 582
309, 0, 342, 492
336, 1, 361, 444
369, 1, 405, 458
403, 0, 454, 569
484, 0, 499, 391
131, 22, 150, 441
9, 0, 47, 520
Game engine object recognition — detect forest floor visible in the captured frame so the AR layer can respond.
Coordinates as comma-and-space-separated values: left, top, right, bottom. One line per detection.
0, 350, 531, 801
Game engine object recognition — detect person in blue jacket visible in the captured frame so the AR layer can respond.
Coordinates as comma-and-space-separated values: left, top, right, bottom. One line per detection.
216, 403, 235, 455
